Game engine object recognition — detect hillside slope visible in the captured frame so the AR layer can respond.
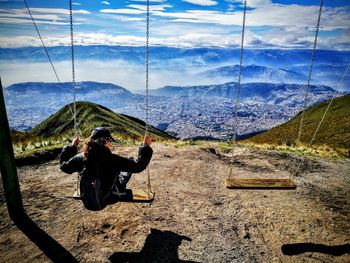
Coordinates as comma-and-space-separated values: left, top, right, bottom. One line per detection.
30, 101, 174, 141
1, 144, 349, 262
244, 94, 350, 149
10, 130, 37, 143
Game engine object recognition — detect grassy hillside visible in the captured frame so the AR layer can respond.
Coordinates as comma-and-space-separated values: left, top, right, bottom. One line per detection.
244, 94, 350, 150
11, 130, 39, 144
30, 101, 175, 141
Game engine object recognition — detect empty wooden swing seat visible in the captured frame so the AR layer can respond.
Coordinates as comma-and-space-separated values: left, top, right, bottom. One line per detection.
225, 178, 296, 189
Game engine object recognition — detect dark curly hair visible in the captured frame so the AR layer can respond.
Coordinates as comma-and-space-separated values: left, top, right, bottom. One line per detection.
82, 137, 112, 161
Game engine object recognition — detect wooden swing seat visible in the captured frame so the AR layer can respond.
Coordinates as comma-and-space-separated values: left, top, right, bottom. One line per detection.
110, 188, 155, 203
225, 178, 296, 189
73, 188, 155, 203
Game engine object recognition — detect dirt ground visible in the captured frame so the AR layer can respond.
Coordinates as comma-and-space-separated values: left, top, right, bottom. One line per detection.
1, 143, 350, 262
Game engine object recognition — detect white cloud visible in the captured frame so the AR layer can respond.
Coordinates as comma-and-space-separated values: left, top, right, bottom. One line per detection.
182, 0, 217, 6
1, 2, 349, 50
22, 8, 90, 15
246, 0, 271, 8
0, 7, 90, 25
229, 0, 271, 8
0, 17, 70, 25
149, 4, 350, 29
100, 4, 172, 15
1, 28, 349, 50
131, 0, 165, 2
72, 2, 82, 6
101, 1, 110, 5
0, 59, 226, 91
128, 4, 172, 12
152, 10, 240, 25
100, 8, 145, 15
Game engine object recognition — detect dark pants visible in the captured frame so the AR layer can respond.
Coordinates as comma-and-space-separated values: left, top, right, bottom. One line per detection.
118, 171, 132, 192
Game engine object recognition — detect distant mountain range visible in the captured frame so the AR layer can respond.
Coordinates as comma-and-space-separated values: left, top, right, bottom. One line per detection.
6, 81, 136, 97
151, 82, 339, 107
1, 46, 349, 68
200, 65, 306, 83
0, 46, 350, 89
245, 94, 350, 150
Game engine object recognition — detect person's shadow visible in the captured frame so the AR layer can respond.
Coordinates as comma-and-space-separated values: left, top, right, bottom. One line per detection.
9, 212, 78, 262
109, 228, 199, 263
282, 243, 350, 256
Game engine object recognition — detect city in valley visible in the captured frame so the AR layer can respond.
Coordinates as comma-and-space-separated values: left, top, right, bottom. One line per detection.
4, 81, 339, 140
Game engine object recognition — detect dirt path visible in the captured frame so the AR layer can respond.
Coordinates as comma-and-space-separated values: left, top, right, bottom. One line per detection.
1, 144, 350, 262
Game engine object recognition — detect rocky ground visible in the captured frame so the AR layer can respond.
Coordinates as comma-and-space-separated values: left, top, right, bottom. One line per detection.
1, 143, 350, 262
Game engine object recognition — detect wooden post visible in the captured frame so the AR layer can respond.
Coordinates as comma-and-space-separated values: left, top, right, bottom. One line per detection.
0, 77, 24, 220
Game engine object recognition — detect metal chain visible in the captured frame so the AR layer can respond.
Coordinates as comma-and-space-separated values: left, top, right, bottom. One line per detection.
145, 0, 150, 136
145, 0, 153, 198
297, 0, 323, 142
229, 0, 247, 180
233, 0, 247, 143
69, 0, 78, 137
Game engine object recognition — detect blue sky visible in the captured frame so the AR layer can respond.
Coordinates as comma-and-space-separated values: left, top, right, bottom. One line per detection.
0, 0, 349, 49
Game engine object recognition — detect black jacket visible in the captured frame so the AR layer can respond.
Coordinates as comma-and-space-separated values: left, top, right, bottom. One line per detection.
59, 144, 153, 192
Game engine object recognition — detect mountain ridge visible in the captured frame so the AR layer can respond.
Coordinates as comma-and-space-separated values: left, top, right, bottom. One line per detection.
6, 81, 133, 96
1, 46, 350, 66
200, 65, 306, 83
150, 82, 340, 106
30, 101, 175, 141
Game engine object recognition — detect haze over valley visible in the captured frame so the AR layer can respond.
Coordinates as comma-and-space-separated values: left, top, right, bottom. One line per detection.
1, 46, 349, 139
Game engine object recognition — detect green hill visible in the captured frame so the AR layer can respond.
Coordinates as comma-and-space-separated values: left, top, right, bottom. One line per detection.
30, 101, 175, 141
11, 130, 39, 144
244, 94, 350, 150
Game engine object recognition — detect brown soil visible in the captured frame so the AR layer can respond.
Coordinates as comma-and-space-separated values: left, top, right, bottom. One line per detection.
1, 143, 350, 262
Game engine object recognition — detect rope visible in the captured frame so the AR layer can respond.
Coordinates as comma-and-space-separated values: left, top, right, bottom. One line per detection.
290, 64, 349, 179
24, 0, 60, 84
233, 0, 247, 143
69, 0, 78, 137
24, 0, 82, 138
297, 0, 323, 142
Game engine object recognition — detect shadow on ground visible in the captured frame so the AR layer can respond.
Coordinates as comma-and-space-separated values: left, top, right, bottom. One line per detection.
109, 228, 199, 263
282, 243, 350, 256
13, 212, 78, 262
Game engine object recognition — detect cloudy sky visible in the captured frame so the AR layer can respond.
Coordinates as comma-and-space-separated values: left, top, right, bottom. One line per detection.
0, 0, 349, 50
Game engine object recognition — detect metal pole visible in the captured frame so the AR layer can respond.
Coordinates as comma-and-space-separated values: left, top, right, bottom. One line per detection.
0, 78, 78, 261
0, 77, 24, 221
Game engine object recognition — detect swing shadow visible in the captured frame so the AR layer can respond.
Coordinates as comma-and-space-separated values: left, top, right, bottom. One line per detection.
282, 243, 350, 256
10, 212, 78, 262
109, 228, 199, 263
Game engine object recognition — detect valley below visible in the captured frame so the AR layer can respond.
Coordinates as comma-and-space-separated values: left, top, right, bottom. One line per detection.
4, 81, 342, 140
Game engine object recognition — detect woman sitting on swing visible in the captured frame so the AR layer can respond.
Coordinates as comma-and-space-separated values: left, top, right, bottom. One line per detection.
59, 127, 153, 198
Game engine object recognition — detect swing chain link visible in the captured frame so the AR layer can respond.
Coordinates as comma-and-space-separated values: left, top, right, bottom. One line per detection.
69, 0, 78, 137
145, 0, 153, 198
229, 0, 247, 180
233, 0, 247, 143
145, 0, 150, 136
297, 0, 323, 142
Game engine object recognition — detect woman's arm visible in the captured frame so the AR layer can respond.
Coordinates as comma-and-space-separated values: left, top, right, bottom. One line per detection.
111, 145, 153, 174
59, 142, 84, 174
